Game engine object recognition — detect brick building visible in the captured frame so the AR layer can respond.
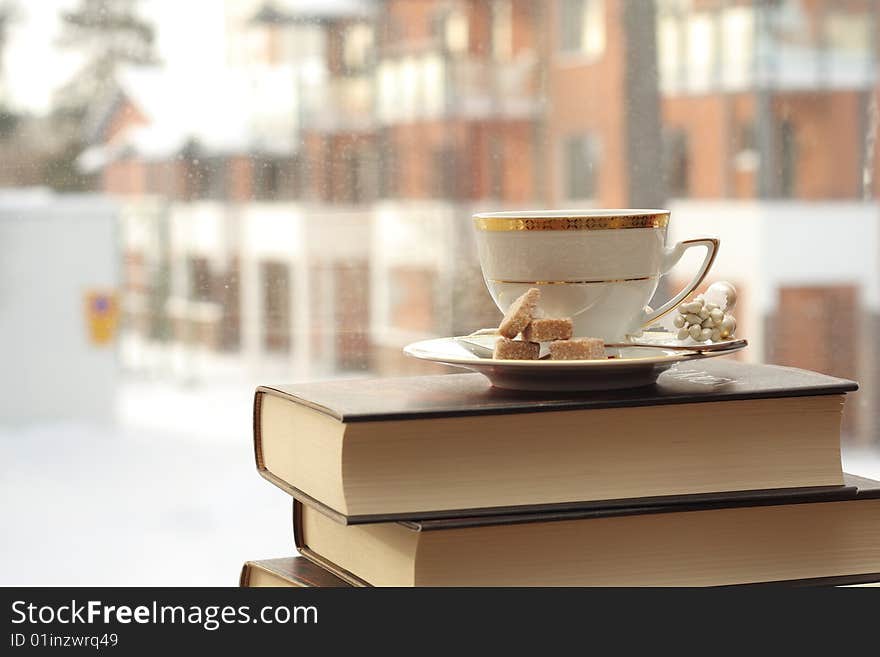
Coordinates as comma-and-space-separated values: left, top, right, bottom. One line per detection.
280, 0, 879, 383
89, 1, 880, 204
86, 0, 880, 439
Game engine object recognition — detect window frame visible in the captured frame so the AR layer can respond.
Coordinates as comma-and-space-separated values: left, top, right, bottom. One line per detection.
556, 0, 607, 65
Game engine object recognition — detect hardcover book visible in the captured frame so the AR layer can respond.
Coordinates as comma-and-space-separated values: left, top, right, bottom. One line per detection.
253, 360, 855, 523
239, 557, 350, 588
239, 556, 880, 588
294, 474, 880, 587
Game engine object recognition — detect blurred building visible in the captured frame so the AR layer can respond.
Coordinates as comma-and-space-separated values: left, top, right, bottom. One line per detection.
80, 9, 371, 382
0, 190, 119, 422
656, 0, 880, 441
80, 0, 880, 440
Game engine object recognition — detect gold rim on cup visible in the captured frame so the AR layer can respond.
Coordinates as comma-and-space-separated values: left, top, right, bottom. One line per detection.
473, 212, 670, 232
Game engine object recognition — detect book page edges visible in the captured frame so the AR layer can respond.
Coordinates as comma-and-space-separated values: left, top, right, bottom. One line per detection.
294, 501, 371, 587
256, 392, 348, 514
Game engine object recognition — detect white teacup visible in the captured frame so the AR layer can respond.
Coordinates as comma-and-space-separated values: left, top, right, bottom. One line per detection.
473, 209, 719, 342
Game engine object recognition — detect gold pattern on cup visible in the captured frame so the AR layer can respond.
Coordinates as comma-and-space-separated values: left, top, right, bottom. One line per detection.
473, 214, 670, 232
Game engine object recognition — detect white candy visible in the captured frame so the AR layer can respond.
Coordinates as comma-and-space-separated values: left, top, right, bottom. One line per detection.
720, 316, 736, 338
705, 281, 737, 312
674, 286, 738, 343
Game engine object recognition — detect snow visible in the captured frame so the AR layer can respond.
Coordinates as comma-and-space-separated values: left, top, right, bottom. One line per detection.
0, 380, 292, 586
103, 65, 300, 160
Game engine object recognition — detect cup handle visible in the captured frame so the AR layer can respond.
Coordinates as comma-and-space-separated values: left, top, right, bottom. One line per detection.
640, 237, 720, 327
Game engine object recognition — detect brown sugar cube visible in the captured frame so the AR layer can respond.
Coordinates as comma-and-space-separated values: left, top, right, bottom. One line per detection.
522, 318, 573, 342
549, 337, 605, 360
493, 337, 540, 360
498, 288, 541, 338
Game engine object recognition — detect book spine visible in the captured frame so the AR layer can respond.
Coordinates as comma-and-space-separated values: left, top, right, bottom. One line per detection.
238, 563, 251, 587
252, 390, 267, 473
254, 389, 353, 524
293, 501, 371, 587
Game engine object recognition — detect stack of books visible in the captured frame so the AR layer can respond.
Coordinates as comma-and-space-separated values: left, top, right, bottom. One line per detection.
240, 359, 880, 586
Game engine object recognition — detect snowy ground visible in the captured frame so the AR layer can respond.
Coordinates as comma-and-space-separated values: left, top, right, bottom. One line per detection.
0, 380, 292, 586
2, 379, 880, 586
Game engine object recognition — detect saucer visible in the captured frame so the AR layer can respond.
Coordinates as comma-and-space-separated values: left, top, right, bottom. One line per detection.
402, 334, 747, 391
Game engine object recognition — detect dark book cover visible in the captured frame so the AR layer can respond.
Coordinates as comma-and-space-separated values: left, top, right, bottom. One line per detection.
255, 360, 857, 424
293, 474, 880, 588
239, 557, 351, 588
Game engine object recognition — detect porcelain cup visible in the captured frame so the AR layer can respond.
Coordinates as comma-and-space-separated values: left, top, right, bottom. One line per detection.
473, 209, 719, 342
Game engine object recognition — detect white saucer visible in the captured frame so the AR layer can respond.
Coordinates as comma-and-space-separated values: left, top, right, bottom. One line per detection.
403, 334, 747, 391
